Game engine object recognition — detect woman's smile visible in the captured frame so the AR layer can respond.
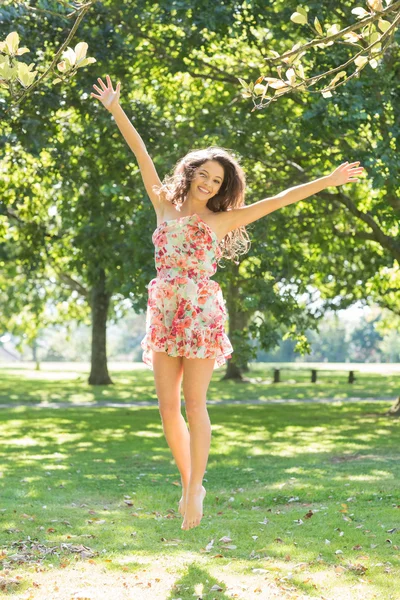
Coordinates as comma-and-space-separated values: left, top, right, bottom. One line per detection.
198, 186, 210, 194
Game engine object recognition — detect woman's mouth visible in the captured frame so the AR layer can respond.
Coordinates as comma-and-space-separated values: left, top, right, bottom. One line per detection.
198, 186, 210, 194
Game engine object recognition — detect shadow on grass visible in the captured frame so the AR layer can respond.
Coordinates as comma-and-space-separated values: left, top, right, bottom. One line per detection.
0, 402, 399, 599
0, 366, 399, 406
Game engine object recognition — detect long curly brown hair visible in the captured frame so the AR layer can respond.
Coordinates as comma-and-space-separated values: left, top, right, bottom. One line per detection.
152, 146, 251, 265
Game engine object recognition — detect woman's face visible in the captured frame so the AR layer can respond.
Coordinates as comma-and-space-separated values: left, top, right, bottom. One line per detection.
191, 160, 224, 201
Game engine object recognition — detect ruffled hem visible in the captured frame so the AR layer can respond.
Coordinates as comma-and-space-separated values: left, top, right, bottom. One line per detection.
140, 332, 233, 371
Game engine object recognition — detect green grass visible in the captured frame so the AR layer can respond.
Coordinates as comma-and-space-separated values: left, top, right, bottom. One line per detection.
0, 362, 399, 406
0, 394, 399, 598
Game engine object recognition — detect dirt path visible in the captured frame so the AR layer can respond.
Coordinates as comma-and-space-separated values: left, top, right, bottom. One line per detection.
0, 396, 396, 410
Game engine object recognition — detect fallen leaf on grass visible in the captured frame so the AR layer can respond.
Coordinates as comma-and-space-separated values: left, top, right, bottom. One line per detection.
252, 568, 268, 574
5, 528, 21, 534
87, 519, 106, 525
335, 565, 346, 574
347, 562, 368, 574
0, 576, 21, 590
60, 543, 97, 559
293, 563, 308, 570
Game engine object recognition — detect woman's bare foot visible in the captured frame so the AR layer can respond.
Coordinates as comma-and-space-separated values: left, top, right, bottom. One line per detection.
178, 489, 187, 517
181, 485, 206, 530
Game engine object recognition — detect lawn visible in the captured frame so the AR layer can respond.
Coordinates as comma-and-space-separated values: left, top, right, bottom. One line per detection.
0, 378, 399, 598
0, 362, 399, 407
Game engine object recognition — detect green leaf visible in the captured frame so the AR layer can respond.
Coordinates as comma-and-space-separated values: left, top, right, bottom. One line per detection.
296, 5, 308, 18
74, 42, 88, 62
351, 7, 369, 18
6, 31, 20, 54
377, 19, 391, 33
254, 83, 267, 96
291, 12, 308, 25
314, 16, 323, 35
354, 55, 369, 68
76, 56, 96, 69
16, 47, 30, 56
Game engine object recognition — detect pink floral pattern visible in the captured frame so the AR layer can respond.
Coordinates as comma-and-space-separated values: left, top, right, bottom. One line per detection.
141, 213, 233, 370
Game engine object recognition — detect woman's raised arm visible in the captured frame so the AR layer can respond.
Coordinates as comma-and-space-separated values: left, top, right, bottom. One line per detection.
91, 75, 163, 212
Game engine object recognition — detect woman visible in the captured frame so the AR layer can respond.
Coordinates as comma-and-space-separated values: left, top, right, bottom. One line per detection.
91, 75, 364, 531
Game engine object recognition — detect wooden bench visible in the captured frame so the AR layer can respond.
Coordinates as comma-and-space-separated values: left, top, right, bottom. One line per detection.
272, 368, 358, 384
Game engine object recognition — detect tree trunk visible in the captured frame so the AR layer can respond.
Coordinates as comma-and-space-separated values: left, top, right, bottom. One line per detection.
386, 396, 400, 417
224, 357, 243, 380
88, 268, 113, 385
222, 271, 249, 381
32, 338, 40, 371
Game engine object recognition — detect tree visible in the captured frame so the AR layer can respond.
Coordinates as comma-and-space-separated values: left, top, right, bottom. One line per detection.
0, 1, 96, 112
239, 0, 400, 109
1, 0, 398, 387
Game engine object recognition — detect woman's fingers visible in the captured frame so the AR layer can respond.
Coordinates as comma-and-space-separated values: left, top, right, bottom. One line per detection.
91, 76, 120, 104
106, 74, 114, 92
97, 77, 107, 90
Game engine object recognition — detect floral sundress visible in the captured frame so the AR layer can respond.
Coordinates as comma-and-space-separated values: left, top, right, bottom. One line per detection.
140, 213, 233, 370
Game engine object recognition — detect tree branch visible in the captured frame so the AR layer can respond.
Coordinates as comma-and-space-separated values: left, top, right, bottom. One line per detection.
5, 1, 95, 112
266, 1, 400, 65
55, 271, 89, 299
327, 189, 400, 261
3, 207, 63, 240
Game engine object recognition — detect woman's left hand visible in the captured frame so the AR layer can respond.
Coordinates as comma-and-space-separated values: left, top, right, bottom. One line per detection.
328, 161, 365, 186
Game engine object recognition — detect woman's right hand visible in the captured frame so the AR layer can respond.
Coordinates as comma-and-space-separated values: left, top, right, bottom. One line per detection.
91, 74, 121, 112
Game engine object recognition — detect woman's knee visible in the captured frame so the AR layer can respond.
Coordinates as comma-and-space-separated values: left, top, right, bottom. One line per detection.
184, 397, 209, 422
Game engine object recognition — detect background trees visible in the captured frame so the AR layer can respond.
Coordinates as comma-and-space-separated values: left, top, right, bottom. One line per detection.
1, 0, 398, 384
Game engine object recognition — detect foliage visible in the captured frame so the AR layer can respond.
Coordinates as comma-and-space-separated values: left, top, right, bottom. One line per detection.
0, 1, 97, 110
240, 0, 400, 109
0, 0, 399, 377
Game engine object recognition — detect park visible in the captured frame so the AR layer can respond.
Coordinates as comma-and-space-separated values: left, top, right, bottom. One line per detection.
1, 1, 399, 599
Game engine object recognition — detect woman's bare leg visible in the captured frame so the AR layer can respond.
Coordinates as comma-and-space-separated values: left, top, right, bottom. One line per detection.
152, 350, 191, 516
181, 356, 215, 530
